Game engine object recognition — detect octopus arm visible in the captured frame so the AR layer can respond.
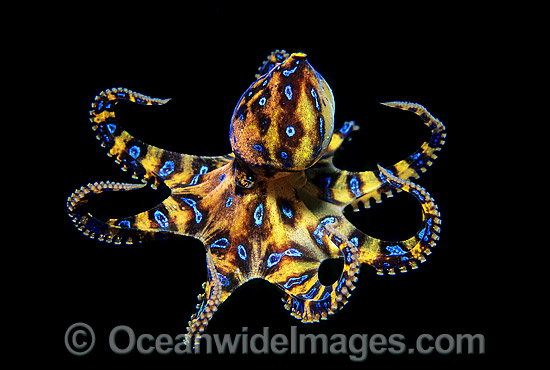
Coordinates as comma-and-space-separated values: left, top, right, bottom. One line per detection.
67, 180, 205, 245
275, 231, 360, 323
254, 49, 290, 79
311, 102, 446, 210
356, 165, 442, 275
89, 87, 233, 189
261, 207, 360, 323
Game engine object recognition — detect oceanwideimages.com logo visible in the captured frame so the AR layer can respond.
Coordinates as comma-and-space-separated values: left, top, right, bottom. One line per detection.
65, 323, 485, 362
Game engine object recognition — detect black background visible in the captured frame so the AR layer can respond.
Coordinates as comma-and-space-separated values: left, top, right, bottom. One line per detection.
34, 4, 506, 368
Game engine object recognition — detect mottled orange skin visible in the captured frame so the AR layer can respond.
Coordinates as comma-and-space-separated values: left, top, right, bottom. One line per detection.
67, 50, 446, 343
230, 52, 334, 173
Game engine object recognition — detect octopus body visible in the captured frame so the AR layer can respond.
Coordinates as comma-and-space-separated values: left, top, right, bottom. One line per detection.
67, 50, 446, 344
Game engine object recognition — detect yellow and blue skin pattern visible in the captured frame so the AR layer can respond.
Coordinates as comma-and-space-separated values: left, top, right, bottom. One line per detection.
67, 50, 446, 344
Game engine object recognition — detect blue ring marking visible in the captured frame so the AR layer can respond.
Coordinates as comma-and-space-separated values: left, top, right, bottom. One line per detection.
283, 275, 309, 289
350, 176, 361, 197
129, 145, 141, 159
182, 198, 196, 207
310, 88, 320, 110
281, 151, 288, 159
266, 248, 303, 269
284, 248, 302, 257
319, 116, 324, 138
267, 252, 283, 268
339, 121, 353, 134
281, 203, 293, 219
159, 160, 174, 177
189, 166, 208, 185
259, 97, 267, 106
344, 247, 352, 263
238, 245, 247, 260
313, 217, 336, 244
285, 85, 293, 100
118, 220, 130, 228
422, 219, 433, 241
194, 209, 203, 223
217, 273, 230, 287
182, 197, 202, 223
211, 238, 229, 249
386, 245, 407, 256
292, 298, 303, 313
154, 210, 169, 228
350, 237, 359, 247
411, 188, 425, 201
285, 126, 295, 137
106, 123, 116, 134
301, 287, 317, 299
219, 173, 226, 182
189, 175, 200, 185
282, 66, 297, 76
226, 196, 233, 208
418, 227, 426, 240
254, 203, 264, 226
253, 144, 263, 152
313, 223, 325, 244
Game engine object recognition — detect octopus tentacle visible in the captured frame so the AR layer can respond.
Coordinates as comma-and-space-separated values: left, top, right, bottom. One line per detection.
380, 101, 447, 181
279, 219, 360, 323
255, 49, 290, 79
90, 87, 233, 189
67, 180, 158, 244
67, 179, 208, 244
309, 103, 446, 210
323, 120, 361, 158
185, 248, 229, 348
356, 165, 441, 275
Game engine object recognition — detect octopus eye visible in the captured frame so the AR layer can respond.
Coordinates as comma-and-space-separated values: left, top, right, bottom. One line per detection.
234, 160, 255, 189
236, 175, 254, 189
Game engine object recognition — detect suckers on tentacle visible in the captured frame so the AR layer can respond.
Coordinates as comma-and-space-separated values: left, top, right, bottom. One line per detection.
67, 180, 151, 245
89, 87, 171, 187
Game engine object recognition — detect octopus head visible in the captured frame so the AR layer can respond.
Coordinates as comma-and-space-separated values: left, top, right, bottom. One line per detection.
229, 52, 335, 174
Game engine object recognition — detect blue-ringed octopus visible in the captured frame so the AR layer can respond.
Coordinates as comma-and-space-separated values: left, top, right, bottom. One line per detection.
67, 49, 446, 345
